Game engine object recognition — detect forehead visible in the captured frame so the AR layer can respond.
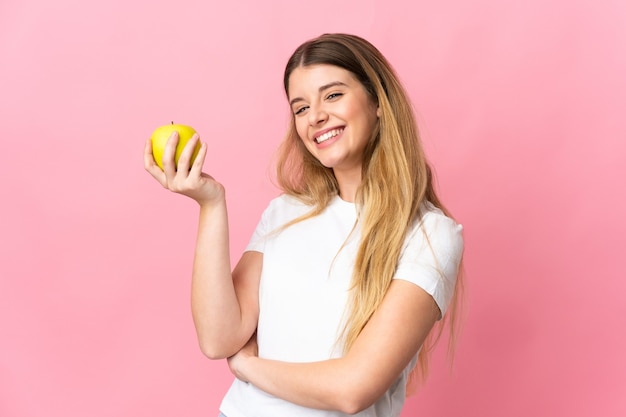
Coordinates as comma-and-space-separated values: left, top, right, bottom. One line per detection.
287, 64, 359, 98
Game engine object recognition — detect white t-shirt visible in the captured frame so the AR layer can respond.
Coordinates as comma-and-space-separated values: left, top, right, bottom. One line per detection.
220, 194, 464, 417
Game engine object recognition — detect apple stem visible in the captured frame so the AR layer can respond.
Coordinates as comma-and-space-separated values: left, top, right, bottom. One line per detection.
171, 121, 173, 125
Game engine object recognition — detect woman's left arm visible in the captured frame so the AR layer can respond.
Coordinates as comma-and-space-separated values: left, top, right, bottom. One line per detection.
228, 279, 440, 414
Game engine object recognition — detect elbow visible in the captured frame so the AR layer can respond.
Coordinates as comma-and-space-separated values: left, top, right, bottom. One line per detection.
338, 398, 373, 415
338, 402, 364, 416
335, 386, 377, 415
199, 345, 229, 360
197, 337, 235, 360
194, 323, 254, 360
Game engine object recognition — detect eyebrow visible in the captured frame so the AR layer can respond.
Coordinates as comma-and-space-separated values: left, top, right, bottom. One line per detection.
289, 81, 348, 107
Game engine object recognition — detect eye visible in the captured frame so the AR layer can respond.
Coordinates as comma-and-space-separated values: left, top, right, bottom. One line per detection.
294, 105, 309, 115
326, 92, 343, 100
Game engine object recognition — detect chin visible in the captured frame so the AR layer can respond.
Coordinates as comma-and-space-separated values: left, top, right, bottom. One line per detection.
316, 157, 342, 169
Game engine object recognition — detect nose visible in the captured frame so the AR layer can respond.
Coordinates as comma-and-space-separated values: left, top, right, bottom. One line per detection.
308, 105, 328, 126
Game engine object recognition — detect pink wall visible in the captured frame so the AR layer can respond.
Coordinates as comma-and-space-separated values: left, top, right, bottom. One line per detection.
1, 0, 624, 416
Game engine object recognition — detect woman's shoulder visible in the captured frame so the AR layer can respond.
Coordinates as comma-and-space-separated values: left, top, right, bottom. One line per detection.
265, 193, 310, 210
259, 193, 314, 222
407, 201, 464, 247
420, 201, 462, 227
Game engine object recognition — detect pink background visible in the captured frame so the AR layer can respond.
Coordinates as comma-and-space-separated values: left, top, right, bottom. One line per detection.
1, 0, 624, 415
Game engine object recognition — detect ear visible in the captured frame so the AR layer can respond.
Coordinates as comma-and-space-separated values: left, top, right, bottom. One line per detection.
376, 106, 381, 117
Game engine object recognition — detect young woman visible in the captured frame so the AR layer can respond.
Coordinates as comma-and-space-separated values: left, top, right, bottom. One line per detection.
144, 33, 464, 417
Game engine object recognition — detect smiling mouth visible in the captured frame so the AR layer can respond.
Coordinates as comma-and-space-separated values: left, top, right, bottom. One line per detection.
315, 128, 344, 144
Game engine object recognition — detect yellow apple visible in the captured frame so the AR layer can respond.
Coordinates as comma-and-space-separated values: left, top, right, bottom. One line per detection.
150, 122, 201, 170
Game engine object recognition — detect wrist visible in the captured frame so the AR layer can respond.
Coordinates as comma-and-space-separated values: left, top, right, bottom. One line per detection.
239, 355, 251, 382
197, 194, 227, 212
228, 353, 258, 382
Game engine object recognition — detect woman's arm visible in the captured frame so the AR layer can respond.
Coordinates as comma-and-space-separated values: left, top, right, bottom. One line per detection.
228, 279, 439, 414
144, 133, 260, 359
191, 235, 261, 359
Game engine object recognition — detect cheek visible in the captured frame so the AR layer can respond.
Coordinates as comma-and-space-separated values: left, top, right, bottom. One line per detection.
294, 119, 308, 142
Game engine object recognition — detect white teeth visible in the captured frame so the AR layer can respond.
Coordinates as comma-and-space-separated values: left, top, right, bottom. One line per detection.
315, 129, 343, 144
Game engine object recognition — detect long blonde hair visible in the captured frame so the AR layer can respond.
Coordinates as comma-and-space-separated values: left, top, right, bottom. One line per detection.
275, 33, 462, 383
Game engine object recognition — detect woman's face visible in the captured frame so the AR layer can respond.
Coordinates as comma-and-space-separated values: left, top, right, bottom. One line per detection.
287, 64, 379, 178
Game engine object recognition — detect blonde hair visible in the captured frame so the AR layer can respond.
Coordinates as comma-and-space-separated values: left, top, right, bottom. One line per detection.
275, 33, 463, 384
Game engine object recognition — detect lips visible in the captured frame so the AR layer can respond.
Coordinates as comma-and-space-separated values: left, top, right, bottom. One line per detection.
314, 128, 344, 144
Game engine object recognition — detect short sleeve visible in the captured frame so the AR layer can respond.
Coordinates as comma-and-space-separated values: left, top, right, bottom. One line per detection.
245, 203, 272, 253
243, 195, 309, 254
394, 209, 464, 317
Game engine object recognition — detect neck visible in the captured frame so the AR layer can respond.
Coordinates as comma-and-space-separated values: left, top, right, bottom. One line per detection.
334, 169, 361, 203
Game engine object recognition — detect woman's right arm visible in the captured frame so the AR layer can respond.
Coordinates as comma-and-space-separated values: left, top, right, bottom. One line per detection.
144, 132, 260, 359
191, 206, 261, 359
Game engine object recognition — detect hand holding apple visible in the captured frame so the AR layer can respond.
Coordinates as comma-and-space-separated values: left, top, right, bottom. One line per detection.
150, 122, 201, 170
145, 124, 224, 206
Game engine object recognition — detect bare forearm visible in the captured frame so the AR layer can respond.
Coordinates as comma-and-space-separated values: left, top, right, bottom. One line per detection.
235, 356, 375, 414
144, 134, 257, 358
190, 199, 249, 358
227, 281, 440, 412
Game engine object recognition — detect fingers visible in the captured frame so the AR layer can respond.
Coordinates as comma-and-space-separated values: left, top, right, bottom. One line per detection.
144, 131, 210, 199
190, 142, 207, 177
176, 133, 201, 173
184, 134, 207, 176
143, 137, 154, 168
143, 137, 167, 185
162, 131, 179, 179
